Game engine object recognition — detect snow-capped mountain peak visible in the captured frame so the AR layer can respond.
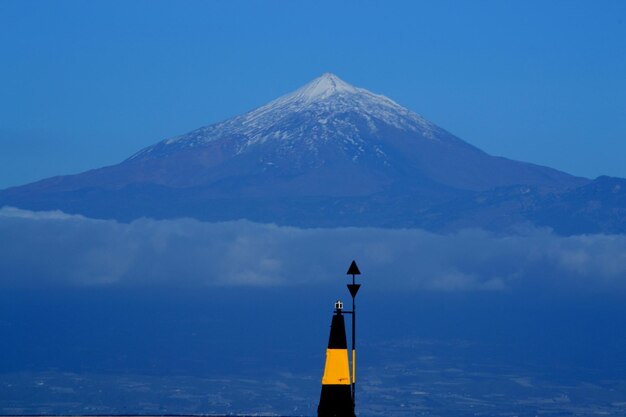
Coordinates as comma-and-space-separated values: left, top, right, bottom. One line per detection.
289, 72, 359, 102
129, 73, 441, 161
264, 72, 406, 112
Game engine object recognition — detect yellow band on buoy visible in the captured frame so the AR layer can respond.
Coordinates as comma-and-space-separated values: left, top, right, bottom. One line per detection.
322, 348, 351, 385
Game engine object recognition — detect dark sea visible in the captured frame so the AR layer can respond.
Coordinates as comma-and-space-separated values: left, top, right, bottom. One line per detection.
2, 287, 626, 416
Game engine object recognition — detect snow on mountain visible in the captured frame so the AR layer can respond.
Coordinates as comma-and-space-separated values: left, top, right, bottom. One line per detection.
128, 73, 443, 163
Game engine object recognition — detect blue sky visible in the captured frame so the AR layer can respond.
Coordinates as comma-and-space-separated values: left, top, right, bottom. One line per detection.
1, 0, 625, 189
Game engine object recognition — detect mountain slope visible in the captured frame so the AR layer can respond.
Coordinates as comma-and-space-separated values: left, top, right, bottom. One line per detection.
3, 73, 620, 234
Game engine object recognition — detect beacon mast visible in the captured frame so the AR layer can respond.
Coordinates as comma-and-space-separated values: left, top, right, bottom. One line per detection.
346, 260, 361, 407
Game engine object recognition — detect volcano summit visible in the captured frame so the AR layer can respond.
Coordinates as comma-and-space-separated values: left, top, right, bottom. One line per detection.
2, 73, 624, 234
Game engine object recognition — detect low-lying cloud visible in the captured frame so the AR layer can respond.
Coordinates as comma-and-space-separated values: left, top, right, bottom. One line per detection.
2, 206, 626, 293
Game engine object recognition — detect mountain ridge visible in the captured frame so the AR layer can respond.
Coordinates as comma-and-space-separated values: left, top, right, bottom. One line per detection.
2, 73, 624, 235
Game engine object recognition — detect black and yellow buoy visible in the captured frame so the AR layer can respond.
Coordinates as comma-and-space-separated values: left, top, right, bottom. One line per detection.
317, 300, 355, 417
318, 260, 362, 417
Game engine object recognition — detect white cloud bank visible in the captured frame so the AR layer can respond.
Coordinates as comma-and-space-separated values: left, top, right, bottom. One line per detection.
2, 206, 626, 293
